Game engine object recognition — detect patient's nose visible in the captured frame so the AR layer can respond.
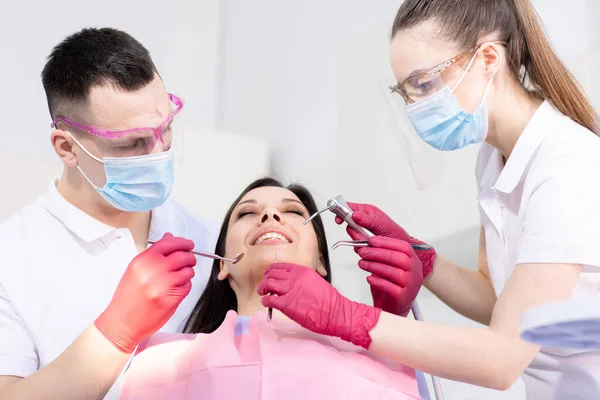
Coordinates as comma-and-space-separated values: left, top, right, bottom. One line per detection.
261, 208, 281, 223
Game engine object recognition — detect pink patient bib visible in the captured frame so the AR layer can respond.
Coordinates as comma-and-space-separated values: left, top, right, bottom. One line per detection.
120, 311, 420, 399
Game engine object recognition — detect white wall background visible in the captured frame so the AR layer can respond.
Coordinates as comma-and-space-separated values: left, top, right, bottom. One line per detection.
1, 1, 599, 399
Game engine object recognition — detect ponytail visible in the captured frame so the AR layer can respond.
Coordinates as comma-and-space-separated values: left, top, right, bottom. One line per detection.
392, 0, 599, 134
510, 0, 599, 134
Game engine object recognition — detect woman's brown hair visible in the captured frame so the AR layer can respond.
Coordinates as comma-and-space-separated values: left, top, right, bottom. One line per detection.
391, 0, 598, 134
183, 177, 332, 334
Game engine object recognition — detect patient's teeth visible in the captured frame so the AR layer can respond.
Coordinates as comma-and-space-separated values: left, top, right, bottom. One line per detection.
254, 232, 291, 244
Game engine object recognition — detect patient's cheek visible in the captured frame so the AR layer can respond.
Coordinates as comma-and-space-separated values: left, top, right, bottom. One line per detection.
224, 231, 246, 258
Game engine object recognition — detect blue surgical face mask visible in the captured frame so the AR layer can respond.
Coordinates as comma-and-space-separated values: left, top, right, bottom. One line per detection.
405, 50, 495, 151
68, 133, 174, 212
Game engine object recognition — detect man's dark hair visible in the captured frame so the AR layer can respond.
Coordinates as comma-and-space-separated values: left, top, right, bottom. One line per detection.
41, 27, 158, 120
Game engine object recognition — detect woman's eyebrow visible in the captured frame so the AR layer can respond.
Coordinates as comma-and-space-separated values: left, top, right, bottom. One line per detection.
236, 199, 257, 207
235, 198, 305, 208
281, 198, 303, 205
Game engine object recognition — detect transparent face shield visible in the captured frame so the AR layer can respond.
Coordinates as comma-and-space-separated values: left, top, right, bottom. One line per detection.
377, 73, 450, 190
379, 41, 505, 189
52, 93, 186, 168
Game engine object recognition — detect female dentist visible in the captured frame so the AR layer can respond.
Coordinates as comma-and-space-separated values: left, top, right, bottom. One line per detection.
258, 0, 600, 398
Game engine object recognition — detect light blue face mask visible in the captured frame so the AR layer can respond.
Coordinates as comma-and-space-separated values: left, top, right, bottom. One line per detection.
405, 50, 495, 151
68, 133, 174, 212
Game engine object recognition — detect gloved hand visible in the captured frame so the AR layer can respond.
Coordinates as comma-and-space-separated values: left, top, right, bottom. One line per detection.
94, 233, 197, 353
358, 236, 423, 317
335, 202, 435, 317
258, 263, 381, 350
335, 202, 436, 278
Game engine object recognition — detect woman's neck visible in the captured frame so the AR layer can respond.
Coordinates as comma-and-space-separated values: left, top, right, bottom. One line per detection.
235, 289, 267, 317
233, 284, 293, 323
485, 84, 543, 160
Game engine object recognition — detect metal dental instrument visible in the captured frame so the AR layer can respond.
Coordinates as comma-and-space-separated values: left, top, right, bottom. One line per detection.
267, 249, 277, 322
331, 240, 432, 251
305, 195, 431, 251
147, 240, 244, 264
307, 194, 443, 400
305, 195, 376, 239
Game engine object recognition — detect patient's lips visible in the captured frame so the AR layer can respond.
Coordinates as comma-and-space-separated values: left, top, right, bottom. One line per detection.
253, 230, 292, 246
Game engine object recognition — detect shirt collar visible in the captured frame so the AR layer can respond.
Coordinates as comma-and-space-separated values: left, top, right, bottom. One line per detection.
41, 179, 179, 243
148, 199, 187, 242
486, 100, 559, 194
41, 179, 116, 242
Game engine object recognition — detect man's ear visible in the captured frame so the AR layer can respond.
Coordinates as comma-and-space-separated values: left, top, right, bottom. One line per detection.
51, 130, 78, 167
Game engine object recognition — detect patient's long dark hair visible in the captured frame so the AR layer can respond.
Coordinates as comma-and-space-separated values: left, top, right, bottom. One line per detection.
184, 177, 332, 334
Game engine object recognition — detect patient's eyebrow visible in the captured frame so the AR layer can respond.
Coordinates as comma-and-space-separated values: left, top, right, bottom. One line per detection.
236, 199, 257, 207
235, 198, 304, 208
281, 198, 303, 205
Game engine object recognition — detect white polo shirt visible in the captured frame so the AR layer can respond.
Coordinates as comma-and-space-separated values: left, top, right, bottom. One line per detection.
477, 101, 600, 399
0, 179, 219, 398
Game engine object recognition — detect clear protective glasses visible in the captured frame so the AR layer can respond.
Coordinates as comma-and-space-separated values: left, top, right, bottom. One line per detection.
376, 41, 506, 190
51, 93, 184, 158
389, 41, 506, 105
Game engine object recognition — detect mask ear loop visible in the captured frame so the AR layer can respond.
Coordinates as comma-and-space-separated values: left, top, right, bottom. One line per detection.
451, 48, 480, 93
65, 131, 107, 191
481, 72, 496, 102
66, 131, 105, 164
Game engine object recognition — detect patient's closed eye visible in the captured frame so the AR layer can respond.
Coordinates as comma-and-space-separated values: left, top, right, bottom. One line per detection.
236, 208, 257, 218
284, 208, 305, 217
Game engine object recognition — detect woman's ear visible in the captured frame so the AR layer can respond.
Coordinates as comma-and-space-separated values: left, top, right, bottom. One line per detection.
316, 255, 327, 277
481, 41, 502, 76
217, 259, 230, 281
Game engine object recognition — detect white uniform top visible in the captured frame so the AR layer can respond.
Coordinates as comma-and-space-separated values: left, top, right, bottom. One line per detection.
476, 101, 600, 399
0, 179, 220, 399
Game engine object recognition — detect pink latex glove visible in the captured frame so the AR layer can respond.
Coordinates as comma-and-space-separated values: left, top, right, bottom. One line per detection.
94, 233, 197, 353
258, 263, 381, 350
335, 202, 435, 316
358, 236, 424, 317
335, 202, 436, 277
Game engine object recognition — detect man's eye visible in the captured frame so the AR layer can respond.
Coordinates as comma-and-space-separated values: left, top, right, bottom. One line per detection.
118, 139, 144, 151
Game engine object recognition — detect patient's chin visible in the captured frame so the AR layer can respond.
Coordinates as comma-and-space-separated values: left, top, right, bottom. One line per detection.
245, 245, 319, 273
248, 247, 299, 270
250, 250, 285, 270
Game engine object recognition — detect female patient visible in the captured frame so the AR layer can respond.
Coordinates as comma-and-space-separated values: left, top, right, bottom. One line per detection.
120, 178, 421, 400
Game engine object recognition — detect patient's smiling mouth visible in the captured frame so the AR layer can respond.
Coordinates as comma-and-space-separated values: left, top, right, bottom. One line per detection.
252, 229, 292, 246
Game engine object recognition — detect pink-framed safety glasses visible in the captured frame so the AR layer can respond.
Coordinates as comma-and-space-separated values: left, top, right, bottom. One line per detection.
51, 93, 184, 157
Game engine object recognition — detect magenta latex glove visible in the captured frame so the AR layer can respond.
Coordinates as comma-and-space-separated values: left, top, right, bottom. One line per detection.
95, 233, 197, 353
335, 202, 436, 277
257, 263, 381, 350
358, 236, 424, 316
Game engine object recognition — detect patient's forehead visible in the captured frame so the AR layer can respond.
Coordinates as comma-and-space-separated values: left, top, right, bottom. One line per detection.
237, 186, 301, 205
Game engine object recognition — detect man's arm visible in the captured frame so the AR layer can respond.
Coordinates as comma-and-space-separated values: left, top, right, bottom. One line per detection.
0, 233, 198, 399
0, 325, 129, 400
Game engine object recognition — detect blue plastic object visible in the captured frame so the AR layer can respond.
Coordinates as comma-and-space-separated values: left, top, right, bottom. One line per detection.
520, 298, 600, 349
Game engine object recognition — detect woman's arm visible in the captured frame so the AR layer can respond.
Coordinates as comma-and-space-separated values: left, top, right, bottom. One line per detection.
424, 227, 497, 325
260, 261, 580, 390
340, 203, 497, 324
368, 262, 581, 390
